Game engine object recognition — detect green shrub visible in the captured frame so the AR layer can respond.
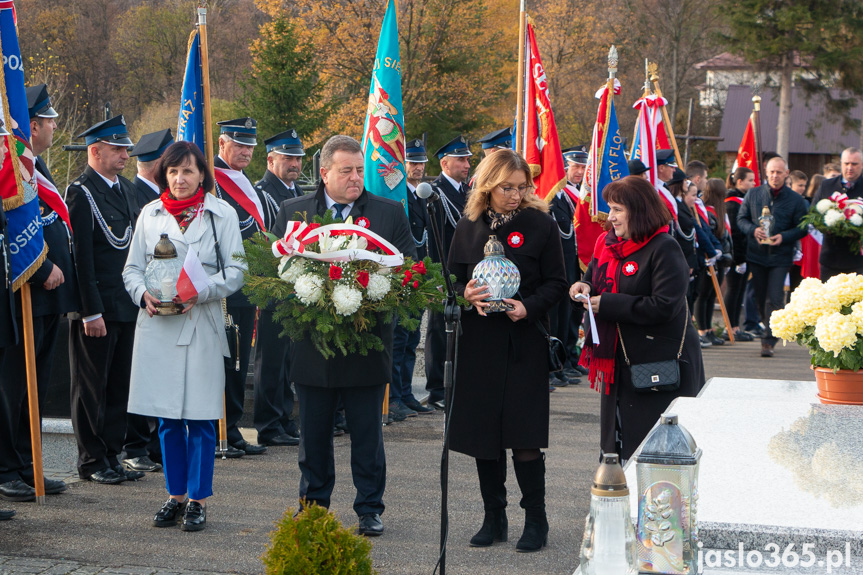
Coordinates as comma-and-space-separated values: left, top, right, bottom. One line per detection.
261, 502, 376, 575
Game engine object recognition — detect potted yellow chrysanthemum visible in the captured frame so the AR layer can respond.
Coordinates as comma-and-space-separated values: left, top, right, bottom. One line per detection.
770, 273, 863, 404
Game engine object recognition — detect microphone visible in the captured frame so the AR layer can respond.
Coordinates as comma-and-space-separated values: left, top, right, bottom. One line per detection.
416, 181, 439, 201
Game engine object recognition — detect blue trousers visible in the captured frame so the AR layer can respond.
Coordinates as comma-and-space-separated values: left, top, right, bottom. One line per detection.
158, 418, 216, 500
390, 323, 421, 401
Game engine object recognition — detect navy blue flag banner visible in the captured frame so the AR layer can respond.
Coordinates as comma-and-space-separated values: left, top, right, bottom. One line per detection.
177, 30, 205, 153
361, 0, 407, 212
0, 0, 46, 289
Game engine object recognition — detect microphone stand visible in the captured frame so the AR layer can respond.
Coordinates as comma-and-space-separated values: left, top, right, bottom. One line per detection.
425, 196, 460, 575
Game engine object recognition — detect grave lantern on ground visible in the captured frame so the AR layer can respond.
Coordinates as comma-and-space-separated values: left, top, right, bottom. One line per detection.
635, 414, 702, 575
578, 453, 638, 575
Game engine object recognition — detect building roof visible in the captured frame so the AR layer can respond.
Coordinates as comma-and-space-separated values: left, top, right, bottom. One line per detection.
716, 85, 862, 155
695, 52, 809, 71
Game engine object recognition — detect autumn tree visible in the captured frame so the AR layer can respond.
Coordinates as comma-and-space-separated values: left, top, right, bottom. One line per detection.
719, 0, 863, 159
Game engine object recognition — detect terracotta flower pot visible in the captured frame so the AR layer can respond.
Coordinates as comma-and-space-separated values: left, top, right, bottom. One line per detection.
812, 366, 863, 405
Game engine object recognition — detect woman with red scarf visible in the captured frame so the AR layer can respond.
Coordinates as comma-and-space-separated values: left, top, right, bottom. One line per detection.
570, 176, 704, 461
123, 142, 245, 531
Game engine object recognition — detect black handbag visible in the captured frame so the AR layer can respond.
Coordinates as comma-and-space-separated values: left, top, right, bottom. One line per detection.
535, 320, 567, 373
209, 212, 241, 372
617, 302, 688, 393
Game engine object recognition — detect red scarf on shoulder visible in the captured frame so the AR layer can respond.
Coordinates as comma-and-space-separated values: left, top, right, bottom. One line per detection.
160, 187, 205, 232
578, 226, 668, 394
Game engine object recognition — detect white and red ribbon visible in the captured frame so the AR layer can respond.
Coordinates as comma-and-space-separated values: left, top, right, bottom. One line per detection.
214, 167, 266, 231
272, 221, 404, 267
35, 170, 72, 233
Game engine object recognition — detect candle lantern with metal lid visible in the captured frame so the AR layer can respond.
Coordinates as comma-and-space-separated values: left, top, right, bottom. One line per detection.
143, 233, 184, 315
578, 453, 638, 575
758, 205, 774, 244
635, 413, 702, 575
471, 234, 520, 312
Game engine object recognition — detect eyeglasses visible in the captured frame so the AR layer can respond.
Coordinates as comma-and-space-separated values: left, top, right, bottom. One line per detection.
497, 184, 534, 197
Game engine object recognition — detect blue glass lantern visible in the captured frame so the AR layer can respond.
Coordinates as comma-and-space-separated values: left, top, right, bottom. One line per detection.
472, 235, 520, 313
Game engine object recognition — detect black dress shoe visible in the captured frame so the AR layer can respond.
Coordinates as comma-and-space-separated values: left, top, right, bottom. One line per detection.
113, 465, 145, 481
22, 477, 67, 495
215, 445, 245, 458
259, 433, 299, 447
333, 426, 346, 437
232, 439, 267, 455
181, 501, 206, 531
357, 513, 384, 536
0, 509, 14, 520
573, 364, 589, 375
0, 480, 35, 502
123, 456, 162, 472
429, 398, 446, 410
84, 469, 126, 485
402, 398, 434, 413
153, 498, 186, 528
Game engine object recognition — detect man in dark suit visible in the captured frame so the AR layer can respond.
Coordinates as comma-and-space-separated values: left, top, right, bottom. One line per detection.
66, 115, 144, 484
546, 149, 584, 389
273, 135, 416, 536
425, 135, 471, 410
128, 129, 174, 209
213, 118, 269, 457
120, 128, 175, 474
814, 147, 863, 279
0, 121, 21, 518
253, 129, 306, 447
388, 139, 433, 421
0, 86, 79, 501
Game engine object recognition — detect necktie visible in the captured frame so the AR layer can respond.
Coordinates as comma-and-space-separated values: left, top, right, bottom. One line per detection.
332, 203, 348, 220
112, 182, 122, 198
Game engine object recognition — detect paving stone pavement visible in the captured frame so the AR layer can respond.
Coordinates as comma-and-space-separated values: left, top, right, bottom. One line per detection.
0, 331, 815, 574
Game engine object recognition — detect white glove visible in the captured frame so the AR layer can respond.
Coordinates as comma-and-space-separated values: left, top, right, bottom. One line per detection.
705, 256, 718, 267
714, 249, 723, 258
735, 263, 747, 275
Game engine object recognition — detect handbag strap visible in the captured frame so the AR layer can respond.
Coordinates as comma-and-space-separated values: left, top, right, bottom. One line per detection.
617, 301, 689, 367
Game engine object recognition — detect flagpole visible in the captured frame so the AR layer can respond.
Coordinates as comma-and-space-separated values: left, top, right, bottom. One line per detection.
0, 18, 46, 504
752, 94, 762, 184
514, 0, 526, 155
197, 3, 228, 455
632, 59, 649, 150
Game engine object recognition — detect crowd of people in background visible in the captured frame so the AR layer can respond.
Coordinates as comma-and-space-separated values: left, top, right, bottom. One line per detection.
1, 84, 860, 548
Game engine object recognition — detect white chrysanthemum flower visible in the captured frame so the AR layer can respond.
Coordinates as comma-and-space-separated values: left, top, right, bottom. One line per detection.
294, 274, 324, 305
851, 214, 863, 226
824, 209, 844, 227
332, 285, 363, 315
814, 312, 858, 357
770, 306, 806, 341
824, 273, 863, 307
366, 274, 391, 301
279, 257, 306, 283
816, 199, 834, 214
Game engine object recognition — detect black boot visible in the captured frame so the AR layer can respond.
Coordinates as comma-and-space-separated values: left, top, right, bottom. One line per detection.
469, 454, 508, 547
513, 455, 548, 552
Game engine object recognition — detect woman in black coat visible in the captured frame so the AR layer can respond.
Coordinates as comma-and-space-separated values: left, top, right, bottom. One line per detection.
570, 176, 704, 462
448, 149, 567, 553
723, 167, 756, 341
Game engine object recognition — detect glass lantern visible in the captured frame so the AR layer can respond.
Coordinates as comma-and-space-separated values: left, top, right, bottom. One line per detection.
471, 235, 520, 312
143, 233, 184, 315
635, 414, 702, 575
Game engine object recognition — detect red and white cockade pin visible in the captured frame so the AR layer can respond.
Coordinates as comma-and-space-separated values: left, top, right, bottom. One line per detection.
355, 216, 370, 228
622, 261, 638, 276
507, 232, 524, 248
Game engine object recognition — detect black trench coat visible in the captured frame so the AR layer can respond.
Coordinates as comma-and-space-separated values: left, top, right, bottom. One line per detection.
582, 232, 705, 460
447, 208, 568, 460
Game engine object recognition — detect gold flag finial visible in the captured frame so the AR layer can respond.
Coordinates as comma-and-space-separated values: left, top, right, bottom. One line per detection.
648, 62, 659, 82
752, 94, 762, 112
608, 46, 619, 78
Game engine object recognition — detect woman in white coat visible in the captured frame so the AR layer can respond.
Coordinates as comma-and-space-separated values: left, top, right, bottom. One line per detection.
123, 142, 245, 532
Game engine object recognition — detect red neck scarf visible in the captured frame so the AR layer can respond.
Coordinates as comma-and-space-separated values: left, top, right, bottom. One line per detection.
160, 187, 205, 231
578, 226, 669, 393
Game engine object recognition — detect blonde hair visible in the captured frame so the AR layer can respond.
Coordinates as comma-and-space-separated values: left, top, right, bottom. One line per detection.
463, 149, 548, 221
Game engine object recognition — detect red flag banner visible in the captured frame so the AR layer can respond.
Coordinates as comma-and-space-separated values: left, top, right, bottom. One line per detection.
522, 20, 566, 202
735, 115, 760, 186
214, 167, 266, 231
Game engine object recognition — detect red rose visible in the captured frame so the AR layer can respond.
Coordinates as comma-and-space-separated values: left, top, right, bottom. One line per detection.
356, 270, 370, 288
411, 261, 427, 275
401, 270, 413, 286
329, 265, 343, 280
412, 280, 419, 289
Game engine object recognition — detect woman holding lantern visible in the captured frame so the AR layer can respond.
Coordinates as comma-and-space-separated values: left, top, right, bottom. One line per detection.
123, 141, 245, 531
447, 149, 568, 553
